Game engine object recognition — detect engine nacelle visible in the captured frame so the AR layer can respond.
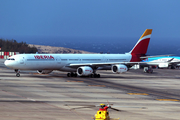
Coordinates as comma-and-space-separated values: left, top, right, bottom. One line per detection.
112, 64, 128, 74
158, 63, 168, 68
37, 70, 53, 74
77, 66, 93, 76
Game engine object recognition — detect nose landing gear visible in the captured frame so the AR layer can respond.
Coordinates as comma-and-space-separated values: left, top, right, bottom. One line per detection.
15, 69, 20, 77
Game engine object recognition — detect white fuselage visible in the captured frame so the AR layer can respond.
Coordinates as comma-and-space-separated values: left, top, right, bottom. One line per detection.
4, 53, 132, 72
3, 29, 153, 77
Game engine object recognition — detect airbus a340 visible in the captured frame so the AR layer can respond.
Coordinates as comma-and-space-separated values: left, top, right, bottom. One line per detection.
4, 29, 152, 77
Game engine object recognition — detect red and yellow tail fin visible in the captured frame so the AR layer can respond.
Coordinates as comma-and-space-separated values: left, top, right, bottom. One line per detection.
129, 29, 152, 55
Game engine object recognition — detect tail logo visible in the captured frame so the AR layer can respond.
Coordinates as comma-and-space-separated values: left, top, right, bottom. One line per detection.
130, 29, 152, 55
130, 29, 152, 62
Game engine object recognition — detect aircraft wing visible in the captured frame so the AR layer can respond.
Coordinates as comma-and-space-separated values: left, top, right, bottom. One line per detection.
69, 60, 180, 68
168, 61, 180, 65
69, 62, 142, 67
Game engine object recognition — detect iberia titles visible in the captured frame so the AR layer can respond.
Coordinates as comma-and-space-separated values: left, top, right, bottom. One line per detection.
34, 55, 54, 59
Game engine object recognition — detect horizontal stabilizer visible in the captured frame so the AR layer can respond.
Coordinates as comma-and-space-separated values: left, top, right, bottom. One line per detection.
140, 54, 174, 59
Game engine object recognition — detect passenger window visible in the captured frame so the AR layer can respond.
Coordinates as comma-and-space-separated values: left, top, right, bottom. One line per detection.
7, 58, 15, 60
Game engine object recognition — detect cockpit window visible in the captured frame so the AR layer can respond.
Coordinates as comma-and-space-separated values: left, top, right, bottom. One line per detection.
7, 58, 15, 60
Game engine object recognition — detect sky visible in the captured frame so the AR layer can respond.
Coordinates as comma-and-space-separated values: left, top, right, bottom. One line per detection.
0, 0, 180, 44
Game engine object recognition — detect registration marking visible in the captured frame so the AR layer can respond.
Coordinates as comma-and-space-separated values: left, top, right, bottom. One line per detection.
128, 93, 149, 95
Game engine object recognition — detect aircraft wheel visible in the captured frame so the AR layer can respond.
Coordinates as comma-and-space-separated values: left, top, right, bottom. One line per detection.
16, 73, 20, 77
91, 74, 100, 78
171, 65, 176, 69
74, 73, 77, 77
97, 74, 100, 78
70, 72, 74, 77
90, 74, 93, 78
93, 74, 97, 78
67, 73, 71, 77
15, 69, 19, 73
91, 74, 95, 78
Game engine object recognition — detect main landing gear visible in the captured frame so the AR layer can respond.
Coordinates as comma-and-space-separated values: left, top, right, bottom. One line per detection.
67, 72, 77, 77
15, 69, 20, 77
67, 72, 100, 78
90, 69, 100, 78
90, 73, 100, 78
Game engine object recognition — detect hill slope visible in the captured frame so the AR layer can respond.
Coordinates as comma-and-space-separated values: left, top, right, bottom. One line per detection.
28, 44, 94, 54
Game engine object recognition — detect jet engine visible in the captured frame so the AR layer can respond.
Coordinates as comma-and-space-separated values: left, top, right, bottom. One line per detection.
77, 66, 93, 76
158, 63, 169, 68
112, 64, 128, 74
37, 70, 53, 74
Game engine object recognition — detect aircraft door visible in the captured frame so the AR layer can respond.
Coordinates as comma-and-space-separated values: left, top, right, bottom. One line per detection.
56, 57, 61, 64
102, 56, 108, 62
78, 57, 81, 63
20, 57, 25, 64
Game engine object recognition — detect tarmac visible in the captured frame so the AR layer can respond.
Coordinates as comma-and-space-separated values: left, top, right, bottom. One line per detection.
0, 59, 180, 120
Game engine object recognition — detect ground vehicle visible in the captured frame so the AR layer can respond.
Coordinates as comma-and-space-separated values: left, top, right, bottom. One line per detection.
66, 103, 120, 120
66, 103, 146, 120
144, 67, 153, 73
92, 104, 119, 120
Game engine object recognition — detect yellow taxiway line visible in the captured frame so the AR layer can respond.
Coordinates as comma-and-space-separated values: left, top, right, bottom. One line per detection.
156, 99, 180, 101
88, 85, 106, 87
67, 81, 84, 83
128, 93, 149, 95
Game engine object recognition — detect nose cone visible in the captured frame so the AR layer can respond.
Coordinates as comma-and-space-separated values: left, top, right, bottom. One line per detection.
4, 60, 9, 67
4, 60, 14, 68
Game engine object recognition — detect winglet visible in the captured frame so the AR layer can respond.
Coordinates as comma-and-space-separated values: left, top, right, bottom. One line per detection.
167, 58, 174, 62
129, 29, 152, 55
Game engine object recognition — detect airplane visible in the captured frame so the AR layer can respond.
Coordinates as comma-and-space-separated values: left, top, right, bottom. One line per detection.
141, 56, 180, 69
4, 29, 152, 77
